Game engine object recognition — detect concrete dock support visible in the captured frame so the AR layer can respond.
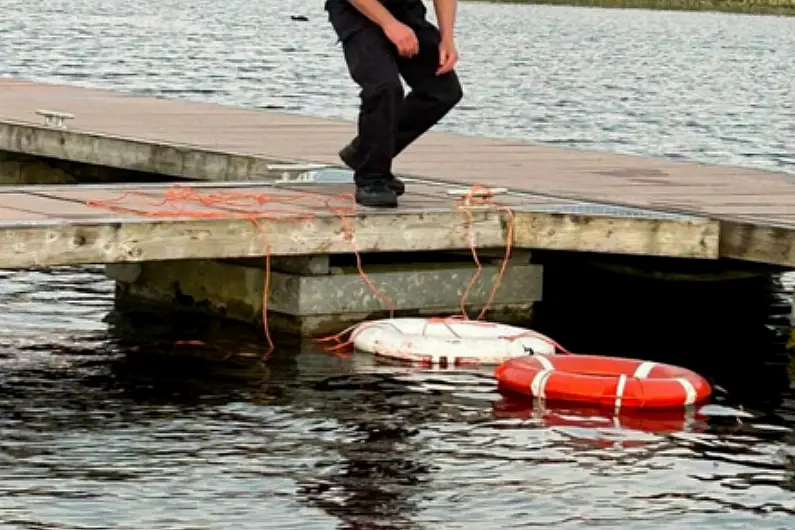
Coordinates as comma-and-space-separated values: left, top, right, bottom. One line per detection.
106, 253, 543, 337
0, 150, 181, 185
0, 151, 78, 184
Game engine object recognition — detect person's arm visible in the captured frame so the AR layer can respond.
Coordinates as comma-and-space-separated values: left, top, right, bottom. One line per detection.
433, 0, 459, 74
433, 0, 457, 41
345, 0, 420, 56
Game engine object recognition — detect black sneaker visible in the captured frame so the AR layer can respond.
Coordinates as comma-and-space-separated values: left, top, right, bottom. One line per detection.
355, 184, 398, 208
339, 143, 405, 196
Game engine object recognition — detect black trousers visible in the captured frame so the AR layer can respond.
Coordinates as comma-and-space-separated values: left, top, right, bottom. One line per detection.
327, 4, 463, 186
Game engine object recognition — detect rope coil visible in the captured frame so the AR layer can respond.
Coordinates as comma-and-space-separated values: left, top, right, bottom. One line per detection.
86, 183, 532, 359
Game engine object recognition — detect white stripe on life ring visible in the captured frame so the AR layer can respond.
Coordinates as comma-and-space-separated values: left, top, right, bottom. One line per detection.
675, 377, 698, 405
633, 361, 655, 379
530, 370, 553, 400
529, 355, 555, 400
614, 374, 627, 412
535, 354, 554, 371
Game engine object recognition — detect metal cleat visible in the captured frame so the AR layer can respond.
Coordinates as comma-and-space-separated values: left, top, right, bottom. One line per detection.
447, 186, 508, 207
266, 163, 330, 183
36, 109, 75, 129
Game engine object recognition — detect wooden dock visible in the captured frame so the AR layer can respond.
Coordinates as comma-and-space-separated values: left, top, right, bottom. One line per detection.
0, 180, 714, 269
0, 76, 793, 269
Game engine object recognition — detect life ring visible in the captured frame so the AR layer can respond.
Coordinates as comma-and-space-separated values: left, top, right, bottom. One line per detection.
350, 317, 561, 367
494, 354, 711, 410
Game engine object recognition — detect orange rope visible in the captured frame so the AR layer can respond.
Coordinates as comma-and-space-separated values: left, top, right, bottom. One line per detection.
85, 182, 535, 360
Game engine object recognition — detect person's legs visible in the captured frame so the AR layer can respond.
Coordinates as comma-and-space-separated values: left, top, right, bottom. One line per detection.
393, 25, 463, 157
339, 23, 462, 182
339, 124, 405, 197
339, 24, 403, 208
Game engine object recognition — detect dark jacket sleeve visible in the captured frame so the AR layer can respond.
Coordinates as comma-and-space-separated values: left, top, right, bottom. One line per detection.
324, 0, 431, 42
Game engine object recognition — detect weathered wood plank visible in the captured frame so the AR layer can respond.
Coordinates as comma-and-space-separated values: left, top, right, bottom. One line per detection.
28, 184, 538, 218
514, 213, 719, 259
0, 205, 720, 268
0, 192, 139, 219
0, 121, 281, 183
0, 179, 553, 266
26, 181, 593, 219
719, 220, 795, 268
0, 212, 510, 268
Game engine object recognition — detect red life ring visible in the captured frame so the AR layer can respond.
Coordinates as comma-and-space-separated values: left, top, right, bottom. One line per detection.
494, 354, 712, 410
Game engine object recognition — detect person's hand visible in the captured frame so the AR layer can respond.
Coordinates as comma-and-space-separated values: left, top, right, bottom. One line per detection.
436, 36, 458, 75
383, 20, 419, 57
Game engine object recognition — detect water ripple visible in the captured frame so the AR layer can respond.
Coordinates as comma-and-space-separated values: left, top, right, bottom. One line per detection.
1, 0, 795, 528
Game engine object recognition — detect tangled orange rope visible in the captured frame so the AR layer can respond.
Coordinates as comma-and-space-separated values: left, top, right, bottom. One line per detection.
85, 182, 530, 360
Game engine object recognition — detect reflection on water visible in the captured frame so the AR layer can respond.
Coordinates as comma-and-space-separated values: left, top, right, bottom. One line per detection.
1, 0, 794, 527
0, 265, 793, 529
1, 0, 792, 177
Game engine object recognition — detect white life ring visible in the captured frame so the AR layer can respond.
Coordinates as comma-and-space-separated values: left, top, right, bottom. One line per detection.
350, 317, 560, 367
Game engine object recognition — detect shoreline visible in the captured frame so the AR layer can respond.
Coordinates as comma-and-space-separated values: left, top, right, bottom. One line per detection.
470, 0, 795, 17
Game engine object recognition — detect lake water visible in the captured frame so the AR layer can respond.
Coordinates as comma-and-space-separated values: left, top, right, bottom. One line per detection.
1, 1, 795, 529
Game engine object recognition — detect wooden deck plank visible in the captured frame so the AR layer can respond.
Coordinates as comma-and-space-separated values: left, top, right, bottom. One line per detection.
26, 182, 643, 221
719, 220, 795, 268
0, 196, 53, 221
29, 183, 493, 213
27, 178, 588, 212
0, 211, 505, 268
0, 203, 718, 268
0, 192, 138, 219
31, 187, 357, 220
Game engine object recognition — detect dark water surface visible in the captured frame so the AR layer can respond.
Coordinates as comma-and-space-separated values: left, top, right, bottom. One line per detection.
2, 1, 795, 528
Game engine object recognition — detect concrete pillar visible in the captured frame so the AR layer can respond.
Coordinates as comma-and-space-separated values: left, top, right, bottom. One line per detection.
106, 252, 543, 338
